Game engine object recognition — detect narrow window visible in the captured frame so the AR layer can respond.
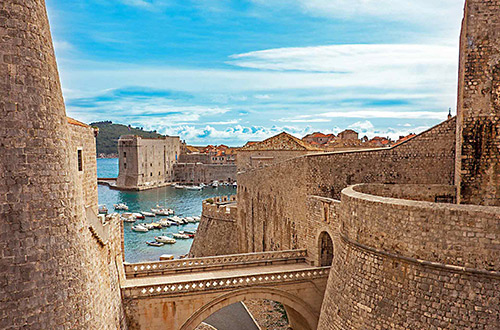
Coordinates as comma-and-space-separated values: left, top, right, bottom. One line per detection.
124, 163, 127, 169
77, 149, 83, 172
124, 152, 127, 158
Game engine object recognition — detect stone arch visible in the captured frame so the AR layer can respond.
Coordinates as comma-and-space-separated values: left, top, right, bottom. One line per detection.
318, 231, 334, 267
180, 287, 319, 330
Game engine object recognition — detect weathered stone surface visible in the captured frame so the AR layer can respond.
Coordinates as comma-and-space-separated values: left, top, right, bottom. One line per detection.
189, 196, 238, 257
0, 1, 125, 328
456, 0, 500, 206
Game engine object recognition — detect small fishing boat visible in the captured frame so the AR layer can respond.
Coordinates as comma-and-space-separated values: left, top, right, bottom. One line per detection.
173, 233, 190, 239
159, 254, 174, 261
155, 236, 176, 244
121, 215, 136, 223
132, 213, 145, 219
158, 219, 171, 227
186, 185, 202, 191
183, 230, 196, 235
151, 207, 174, 216
178, 231, 195, 238
150, 222, 162, 230
210, 181, 219, 188
141, 211, 155, 217
146, 241, 164, 247
232, 182, 237, 188
114, 203, 129, 211
132, 224, 148, 232
185, 217, 196, 223
174, 184, 185, 189
192, 216, 201, 222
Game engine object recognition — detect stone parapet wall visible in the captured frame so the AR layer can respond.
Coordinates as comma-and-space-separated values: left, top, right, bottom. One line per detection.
353, 183, 456, 202
343, 184, 499, 271
174, 163, 237, 184
318, 233, 500, 330
189, 196, 238, 257
237, 118, 457, 254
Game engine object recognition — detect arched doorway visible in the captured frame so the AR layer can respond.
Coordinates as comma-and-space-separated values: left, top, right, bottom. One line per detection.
181, 287, 318, 330
319, 232, 333, 266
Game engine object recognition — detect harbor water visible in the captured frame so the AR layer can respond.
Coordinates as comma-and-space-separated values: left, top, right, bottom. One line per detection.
97, 158, 236, 263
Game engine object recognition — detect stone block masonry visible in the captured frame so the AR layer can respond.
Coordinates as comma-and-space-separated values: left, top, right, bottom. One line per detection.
189, 195, 239, 257
456, 0, 500, 206
237, 117, 457, 254
0, 1, 125, 328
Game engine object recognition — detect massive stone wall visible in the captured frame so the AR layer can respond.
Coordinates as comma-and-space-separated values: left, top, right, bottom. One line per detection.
117, 135, 181, 190
174, 163, 237, 184
317, 184, 500, 329
237, 118, 457, 253
68, 119, 99, 213
456, 0, 500, 206
0, 1, 125, 328
237, 150, 314, 172
189, 196, 238, 257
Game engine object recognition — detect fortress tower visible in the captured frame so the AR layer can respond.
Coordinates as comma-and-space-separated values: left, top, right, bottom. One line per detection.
0, 1, 124, 328
456, 0, 500, 206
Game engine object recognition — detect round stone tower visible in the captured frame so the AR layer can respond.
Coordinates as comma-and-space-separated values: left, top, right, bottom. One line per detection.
0, 1, 122, 328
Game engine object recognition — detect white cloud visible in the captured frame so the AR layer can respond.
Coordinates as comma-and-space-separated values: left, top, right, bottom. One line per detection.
349, 120, 374, 131
295, 110, 448, 120
229, 44, 456, 72
275, 118, 331, 123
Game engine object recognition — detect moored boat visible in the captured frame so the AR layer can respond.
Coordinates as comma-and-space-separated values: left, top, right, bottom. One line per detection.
159, 254, 174, 261
178, 231, 194, 238
155, 236, 176, 244
132, 213, 145, 219
146, 241, 164, 247
141, 211, 155, 217
132, 224, 148, 232
114, 203, 129, 211
173, 233, 190, 239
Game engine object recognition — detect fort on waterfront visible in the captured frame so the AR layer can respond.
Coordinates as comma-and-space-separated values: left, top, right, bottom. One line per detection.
0, 0, 499, 330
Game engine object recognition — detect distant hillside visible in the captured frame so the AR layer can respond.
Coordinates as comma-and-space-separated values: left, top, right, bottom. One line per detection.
91, 121, 164, 156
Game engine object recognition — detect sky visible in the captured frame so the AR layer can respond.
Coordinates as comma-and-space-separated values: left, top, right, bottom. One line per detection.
46, 0, 466, 146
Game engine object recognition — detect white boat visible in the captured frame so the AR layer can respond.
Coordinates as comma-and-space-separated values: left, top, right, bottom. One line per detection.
114, 203, 129, 211
193, 216, 201, 222
146, 241, 164, 247
158, 219, 171, 227
121, 214, 136, 223
173, 233, 190, 239
232, 182, 237, 188
159, 254, 174, 261
151, 208, 174, 216
141, 211, 155, 217
132, 224, 148, 232
167, 216, 183, 225
133, 213, 145, 219
155, 236, 176, 244
174, 184, 185, 189
210, 181, 219, 188
183, 230, 196, 235
186, 185, 202, 191
185, 217, 196, 223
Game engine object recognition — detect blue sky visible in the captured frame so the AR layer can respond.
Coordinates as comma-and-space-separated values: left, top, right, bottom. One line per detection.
47, 0, 465, 146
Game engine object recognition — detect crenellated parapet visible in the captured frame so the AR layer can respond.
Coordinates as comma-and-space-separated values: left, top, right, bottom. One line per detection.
201, 195, 238, 222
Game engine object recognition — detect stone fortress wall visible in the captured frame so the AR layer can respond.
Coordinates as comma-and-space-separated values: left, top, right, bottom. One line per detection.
173, 163, 237, 184
189, 195, 238, 257
237, 117, 457, 254
455, 0, 500, 206
0, 1, 126, 328
117, 135, 181, 190
318, 184, 499, 329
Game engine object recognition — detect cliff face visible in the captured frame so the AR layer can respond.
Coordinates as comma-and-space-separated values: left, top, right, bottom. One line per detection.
0, 1, 124, 328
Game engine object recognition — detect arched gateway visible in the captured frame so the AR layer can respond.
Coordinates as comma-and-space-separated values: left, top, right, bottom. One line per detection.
319, 231, 334, 267
121, 250, 329, 330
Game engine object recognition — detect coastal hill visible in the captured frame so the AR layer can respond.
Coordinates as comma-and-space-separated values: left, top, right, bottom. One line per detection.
91, 121, 163, 157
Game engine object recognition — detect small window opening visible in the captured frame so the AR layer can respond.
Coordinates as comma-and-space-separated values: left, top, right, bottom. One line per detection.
77, 150, 83, 172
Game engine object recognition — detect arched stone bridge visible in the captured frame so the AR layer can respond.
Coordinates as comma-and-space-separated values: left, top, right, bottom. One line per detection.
120, 250, 329, 330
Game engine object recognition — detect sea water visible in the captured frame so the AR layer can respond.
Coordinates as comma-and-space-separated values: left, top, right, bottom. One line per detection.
97, 158, 236, 263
